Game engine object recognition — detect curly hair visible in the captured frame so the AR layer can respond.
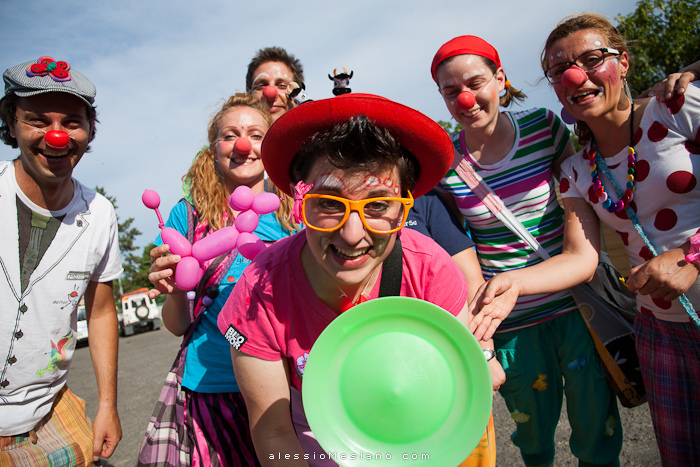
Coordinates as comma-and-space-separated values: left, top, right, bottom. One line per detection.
0, 93, 98, 150
245, 47, 305, 92
185, 93, 299, 233
541, 12, 628, 144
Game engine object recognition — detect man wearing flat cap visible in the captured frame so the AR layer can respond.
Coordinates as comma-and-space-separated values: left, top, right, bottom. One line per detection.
0, 56, 122, 466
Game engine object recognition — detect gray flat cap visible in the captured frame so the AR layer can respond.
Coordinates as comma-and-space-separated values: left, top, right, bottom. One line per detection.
4, 56, 96, 106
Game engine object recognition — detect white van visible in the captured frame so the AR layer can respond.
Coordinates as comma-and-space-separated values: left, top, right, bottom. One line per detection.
76, 304, 89, 345
119, 288, 162, 336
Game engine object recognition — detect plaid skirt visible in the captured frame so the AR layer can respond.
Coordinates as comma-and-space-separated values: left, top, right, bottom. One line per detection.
185, 389, 260, 467
0, 385, 93, 467
635, 313, 700, 466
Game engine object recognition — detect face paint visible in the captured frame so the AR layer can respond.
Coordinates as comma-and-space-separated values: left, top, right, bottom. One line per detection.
591, 56, 621, 84
16, 118, 83, 149
253, 66, 292, 85
593, 40, 602, 46
364, 175, 382, 187
440, 78, 457, 88
252, 72, 270, 87
362, 175, 399, 195
314, 174, 346, 191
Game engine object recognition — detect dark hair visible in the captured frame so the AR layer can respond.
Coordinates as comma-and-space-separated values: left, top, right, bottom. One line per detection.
541, 12, 628, 144
0, 93, 98, 150
245, 47, 305, 92
437, 55, 526, 107
290, 115, 420, 196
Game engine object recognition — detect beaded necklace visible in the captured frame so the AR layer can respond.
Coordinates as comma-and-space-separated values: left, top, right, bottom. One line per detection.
582, 101, 699, 325
583, 101, 636, 213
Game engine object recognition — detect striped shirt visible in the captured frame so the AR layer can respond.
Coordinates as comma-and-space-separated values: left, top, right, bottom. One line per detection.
440, 108, 577, 332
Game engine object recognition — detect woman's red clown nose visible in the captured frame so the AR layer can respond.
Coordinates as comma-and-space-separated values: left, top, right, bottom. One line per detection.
561, 66, 588, 88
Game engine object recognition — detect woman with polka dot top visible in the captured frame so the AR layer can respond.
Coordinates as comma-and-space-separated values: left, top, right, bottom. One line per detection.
471, 12, 700, 466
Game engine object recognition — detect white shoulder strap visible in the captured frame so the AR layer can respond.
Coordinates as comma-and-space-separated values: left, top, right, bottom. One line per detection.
452, 143, 551, 261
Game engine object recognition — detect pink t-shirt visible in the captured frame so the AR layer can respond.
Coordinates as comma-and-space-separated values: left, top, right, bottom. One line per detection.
217, 228, 469, 465
217, 228, 469, 392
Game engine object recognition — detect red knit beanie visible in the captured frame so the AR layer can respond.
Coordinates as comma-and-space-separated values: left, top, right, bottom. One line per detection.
430, 35, 502, 82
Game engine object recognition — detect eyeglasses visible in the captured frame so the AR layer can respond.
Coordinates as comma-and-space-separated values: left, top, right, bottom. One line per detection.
302, 191, 414, 234
544, 47, 620, 84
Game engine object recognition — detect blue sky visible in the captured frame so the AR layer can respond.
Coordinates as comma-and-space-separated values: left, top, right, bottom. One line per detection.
0, 0, 639, 252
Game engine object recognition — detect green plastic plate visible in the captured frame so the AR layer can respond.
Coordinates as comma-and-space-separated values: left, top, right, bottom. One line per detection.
302, 297, 492, 466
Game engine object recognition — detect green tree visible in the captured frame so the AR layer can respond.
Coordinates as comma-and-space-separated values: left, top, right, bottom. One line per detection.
616, 0, 700, 94
438, 120, 463, 137
131, 242, 158, 293
95, 187, 147, 300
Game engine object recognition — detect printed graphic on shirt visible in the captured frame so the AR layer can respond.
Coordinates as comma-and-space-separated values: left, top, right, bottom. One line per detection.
224, 325, 248, 350
36, 331, 73, 377
58, 284, 81, 309
296, 352, 309, 377
66, 271, 90, 281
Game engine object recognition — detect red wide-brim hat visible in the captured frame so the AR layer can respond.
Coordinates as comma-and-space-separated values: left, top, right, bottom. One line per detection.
262, 94, 454, 198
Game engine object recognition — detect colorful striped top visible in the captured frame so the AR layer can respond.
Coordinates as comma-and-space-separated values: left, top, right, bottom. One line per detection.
440, 108, 578, 332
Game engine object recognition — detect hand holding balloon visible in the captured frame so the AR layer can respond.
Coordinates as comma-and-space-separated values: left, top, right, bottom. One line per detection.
147, 243, 184, 299
142, 188, 280, 292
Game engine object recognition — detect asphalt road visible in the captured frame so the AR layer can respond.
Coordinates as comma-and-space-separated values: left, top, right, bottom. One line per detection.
67, 327, 661, 466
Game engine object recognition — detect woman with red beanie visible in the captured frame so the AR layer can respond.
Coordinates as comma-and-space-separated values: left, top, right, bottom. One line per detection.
431, 35, 622, 467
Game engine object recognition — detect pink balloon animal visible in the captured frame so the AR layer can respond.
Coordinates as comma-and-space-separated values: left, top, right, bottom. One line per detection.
142, 187, 280, 291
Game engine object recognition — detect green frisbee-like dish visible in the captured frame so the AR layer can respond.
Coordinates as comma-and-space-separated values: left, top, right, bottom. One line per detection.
302, 297, 492, 466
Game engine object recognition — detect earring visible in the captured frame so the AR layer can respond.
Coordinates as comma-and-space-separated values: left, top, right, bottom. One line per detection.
560, 107, 577, 125
623, 77, 633, 103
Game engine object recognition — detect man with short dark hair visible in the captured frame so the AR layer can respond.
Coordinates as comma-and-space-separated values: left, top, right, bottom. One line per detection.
0, 56, 122, 466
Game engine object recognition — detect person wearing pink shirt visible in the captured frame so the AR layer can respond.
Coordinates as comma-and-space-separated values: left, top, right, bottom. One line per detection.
217, 94, 504, 466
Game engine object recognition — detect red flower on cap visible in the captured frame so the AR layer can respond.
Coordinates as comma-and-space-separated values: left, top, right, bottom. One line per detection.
431, 36, 502, 82
26, 56, 72, 82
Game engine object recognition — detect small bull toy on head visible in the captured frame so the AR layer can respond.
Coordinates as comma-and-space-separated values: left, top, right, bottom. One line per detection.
288, 81, 312, 105
328, 66, 353, 95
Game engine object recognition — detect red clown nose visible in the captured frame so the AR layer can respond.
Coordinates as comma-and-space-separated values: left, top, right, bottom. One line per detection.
561, 66, 588, 88
262, 85, 278, 103
45, 130, 70, 149
456, 91, 476, 110
233, 137, 252, 156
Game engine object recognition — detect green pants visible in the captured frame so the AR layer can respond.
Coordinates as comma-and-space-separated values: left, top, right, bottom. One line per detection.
494, 311, 622, 467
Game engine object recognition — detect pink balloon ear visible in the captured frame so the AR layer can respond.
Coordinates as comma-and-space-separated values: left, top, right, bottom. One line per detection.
262, 85, 278, 103
237, 233, 266, 260
561, 66, 588, 88
175, 256, 203, 290
142, 190, 161, 209
235, 210, 260, 233
456, 91, 476, 110
251, 192, 280, 215
230, 186, 255, 211
161, 227, 192, 257
234, 137, 252, 156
